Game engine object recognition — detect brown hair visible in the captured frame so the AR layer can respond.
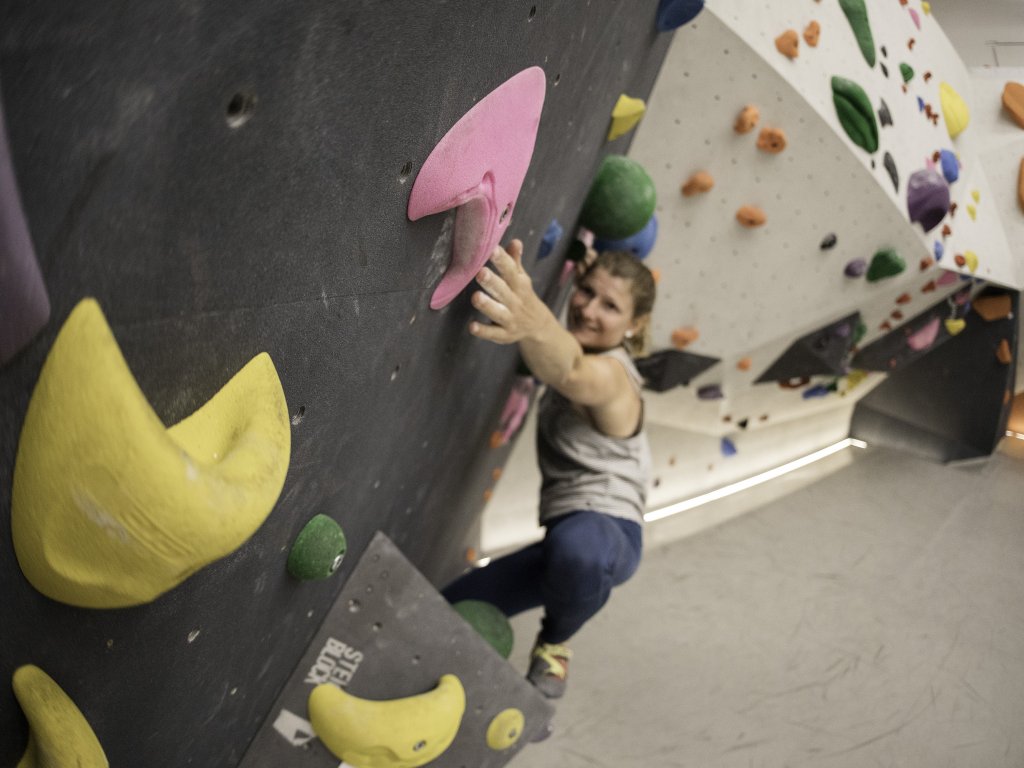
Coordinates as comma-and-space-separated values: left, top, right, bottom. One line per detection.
581, 250, 656, 356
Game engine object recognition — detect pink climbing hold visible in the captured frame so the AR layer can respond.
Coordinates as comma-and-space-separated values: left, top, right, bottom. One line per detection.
909, 7, 920, 29
906, 317, 940, 351
936, 270, 959, 286
408, 67, 546, 309
493, 377, 535, 448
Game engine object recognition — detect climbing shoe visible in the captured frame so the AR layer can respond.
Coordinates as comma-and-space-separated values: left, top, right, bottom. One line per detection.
527, 641, 572, 699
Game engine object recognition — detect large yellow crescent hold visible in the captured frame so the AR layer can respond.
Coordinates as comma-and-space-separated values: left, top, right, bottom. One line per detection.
11, 298, 291, 608
308, 674, 466, 768
13, 665, 108, 768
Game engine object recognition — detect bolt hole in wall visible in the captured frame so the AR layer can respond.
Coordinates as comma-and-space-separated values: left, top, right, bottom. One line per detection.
225, 91, 256, 128
528, 5, 536, 21
290, 405, 305, 426
398, 160, 413, 183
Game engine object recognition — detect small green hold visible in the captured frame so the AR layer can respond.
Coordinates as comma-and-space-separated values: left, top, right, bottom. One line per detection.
579, 156, 657, 240
839, 0, 876, 68
287, 515, 347, 581
866, 249, 906, 282
453, 600, 514, 659
852, 320, 868, 346
832, 76, 879, 153
900, 63, 914, 83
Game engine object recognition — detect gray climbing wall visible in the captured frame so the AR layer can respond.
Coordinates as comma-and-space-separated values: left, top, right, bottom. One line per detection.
0, 1, 671, 764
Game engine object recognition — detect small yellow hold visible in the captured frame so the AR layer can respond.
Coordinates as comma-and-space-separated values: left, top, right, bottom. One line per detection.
963, 250, 979, 273
939, 82, 970, 139
309, 675, 466, 768
13, 665, 108, 768
607, 94, 646, 141
486, 708, 525, 751
971, 189, 981, 204
945, 318, 967, 336
967, 204, 977, 220
11, 298, 291, 608
922, 1, 931, 14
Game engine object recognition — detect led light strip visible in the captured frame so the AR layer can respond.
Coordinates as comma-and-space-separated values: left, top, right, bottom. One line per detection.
643, 438, 868, 523
1006, 430, 1024, 440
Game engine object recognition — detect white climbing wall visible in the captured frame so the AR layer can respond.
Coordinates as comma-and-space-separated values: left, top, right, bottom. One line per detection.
479, 2, 1024, 555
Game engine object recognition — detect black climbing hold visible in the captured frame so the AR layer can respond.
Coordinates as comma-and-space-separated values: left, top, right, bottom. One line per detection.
755, 312, 862, 383
878, 98, 893, 127
880, 45, 888, 58
636, 349, 720, 392
737, 418, 749, 430
883, 152, 899, 192
880, 62, 889, 78
820, 233, 838, 250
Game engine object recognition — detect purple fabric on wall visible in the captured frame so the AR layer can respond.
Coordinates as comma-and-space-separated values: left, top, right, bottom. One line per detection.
0, 85, 49, 365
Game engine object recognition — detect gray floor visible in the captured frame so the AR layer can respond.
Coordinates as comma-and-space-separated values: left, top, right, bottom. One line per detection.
507, 443, 1024, 767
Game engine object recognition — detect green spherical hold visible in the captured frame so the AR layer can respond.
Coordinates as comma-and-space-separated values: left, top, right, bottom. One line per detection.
453, 600, 514, 658
287, 515, 347, 581
579, 156, 657, 240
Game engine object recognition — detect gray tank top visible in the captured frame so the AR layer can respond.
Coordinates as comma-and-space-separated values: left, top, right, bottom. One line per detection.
536, 346, 651, 526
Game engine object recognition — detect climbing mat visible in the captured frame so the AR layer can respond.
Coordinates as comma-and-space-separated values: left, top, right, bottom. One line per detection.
0, 1, 672, 764
239, 532, 553, 767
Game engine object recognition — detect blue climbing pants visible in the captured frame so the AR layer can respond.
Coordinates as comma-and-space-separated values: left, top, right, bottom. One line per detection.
442, 510, 642, 644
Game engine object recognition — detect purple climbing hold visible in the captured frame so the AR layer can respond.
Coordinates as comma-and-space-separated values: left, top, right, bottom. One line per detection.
656, 0, 704, 31
0, 95, 50, 365
939, 149, 959, 184
933, 240, 944, 261
845, 259, 868, 277
907, 169, 950, 233
593, 213, 658, 261
720, 436, 737, 457
802, 384, 831, 399
697, 383, 724, 400
537, 219, 563, 259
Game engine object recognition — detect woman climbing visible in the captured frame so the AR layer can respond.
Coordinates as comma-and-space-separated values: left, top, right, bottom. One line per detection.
443, 238, 655, 699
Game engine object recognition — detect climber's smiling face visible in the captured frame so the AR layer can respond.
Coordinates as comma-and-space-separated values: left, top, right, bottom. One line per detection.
567, 267, 638, 352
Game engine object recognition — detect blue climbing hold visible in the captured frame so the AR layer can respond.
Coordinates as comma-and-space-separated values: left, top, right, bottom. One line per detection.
933, 240, 944, 261
593, 213, 658, 260
656, 0, 705, 31
917, 96, 925, 112
538, 219, 563, 260
939, 149, 959, 184
802, 384, 831, 399
720, 436, 737, 457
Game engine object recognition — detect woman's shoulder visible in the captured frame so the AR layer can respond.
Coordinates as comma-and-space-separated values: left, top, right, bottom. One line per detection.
597, 346, 643, 394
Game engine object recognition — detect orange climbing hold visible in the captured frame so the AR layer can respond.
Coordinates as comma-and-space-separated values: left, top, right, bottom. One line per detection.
896, 293, 912, 304
973, 294, 1012, 322
922, 280, 936, 293
489, 430, 503, 449
890, 310, 904, 321
920, 257, 934, 271
1018, 158, 1024, 214
734, 105, 760, 134
736, 205, 766, 227
651, 268, 662, 284
803, 20, 821, 47
1002, 82, 1024, 129
671, 326, 700, 349
997, 339, 1013, 365
756, 127, 787, 154
737, 357, 753, 371
954, 254, 966, 267
681, 171, 714, 196
775, 30, 799, 59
